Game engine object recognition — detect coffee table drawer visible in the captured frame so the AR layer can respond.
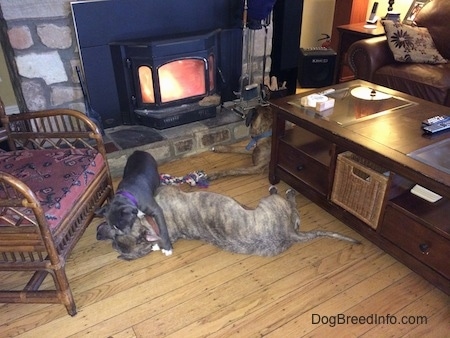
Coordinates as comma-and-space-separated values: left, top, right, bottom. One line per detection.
381, 205, 450, 279
277, 141, 329, 195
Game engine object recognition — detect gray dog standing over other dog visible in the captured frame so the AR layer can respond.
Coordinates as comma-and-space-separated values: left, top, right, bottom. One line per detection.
96, 150, 173, 255
97, 185, 360, 260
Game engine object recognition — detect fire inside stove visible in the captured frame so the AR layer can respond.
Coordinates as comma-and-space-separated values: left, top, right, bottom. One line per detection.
110, 29, 220, 129
138, 56, 214, 104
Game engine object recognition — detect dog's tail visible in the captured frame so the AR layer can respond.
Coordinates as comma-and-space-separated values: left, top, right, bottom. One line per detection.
293, 230, 361, 244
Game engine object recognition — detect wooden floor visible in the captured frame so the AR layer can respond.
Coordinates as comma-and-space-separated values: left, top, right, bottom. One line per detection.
0, 147, 448, 337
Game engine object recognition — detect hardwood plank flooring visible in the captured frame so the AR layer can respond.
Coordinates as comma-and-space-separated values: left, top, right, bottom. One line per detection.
0, 146, 448, 337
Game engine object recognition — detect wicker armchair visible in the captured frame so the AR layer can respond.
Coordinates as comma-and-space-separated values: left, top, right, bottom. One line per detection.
0, 98, 114, 316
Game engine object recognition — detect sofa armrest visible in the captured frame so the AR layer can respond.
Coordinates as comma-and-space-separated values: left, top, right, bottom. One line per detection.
347, 36, 395, 82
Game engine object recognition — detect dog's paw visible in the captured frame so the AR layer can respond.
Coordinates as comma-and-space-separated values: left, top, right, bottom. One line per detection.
162, 249, 173, 256
151, 243, 161, 251
269, 185, 278, 195
285, 189, 297, 200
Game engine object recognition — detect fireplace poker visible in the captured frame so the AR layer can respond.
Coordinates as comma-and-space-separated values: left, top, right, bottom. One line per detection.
260, 12, 271, 102
75, 66, 105, 135
237, 0, 250, 98
233, 0, 261, 116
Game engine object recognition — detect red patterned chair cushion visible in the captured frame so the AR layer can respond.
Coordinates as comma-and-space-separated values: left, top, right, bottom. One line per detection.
0, 148, 105, 231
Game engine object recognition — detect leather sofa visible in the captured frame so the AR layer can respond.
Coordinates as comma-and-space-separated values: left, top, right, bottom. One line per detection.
347, 0, 450, 107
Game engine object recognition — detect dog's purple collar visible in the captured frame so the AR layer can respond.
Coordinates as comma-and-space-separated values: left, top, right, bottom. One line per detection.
246, 130, 272, 151
116, 190, 138, 207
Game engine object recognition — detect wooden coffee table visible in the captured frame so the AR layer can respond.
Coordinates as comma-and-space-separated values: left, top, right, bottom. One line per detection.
269, 80, 450, 294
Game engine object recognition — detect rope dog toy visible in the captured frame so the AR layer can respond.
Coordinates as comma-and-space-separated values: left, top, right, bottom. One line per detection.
160, 170, 209, 187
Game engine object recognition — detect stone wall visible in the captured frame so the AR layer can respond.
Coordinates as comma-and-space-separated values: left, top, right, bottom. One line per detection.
0, 0, 85, 112
0, 0, 272, 116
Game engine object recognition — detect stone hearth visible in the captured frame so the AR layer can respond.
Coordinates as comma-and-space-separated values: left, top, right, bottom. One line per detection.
105, 105, 249, 178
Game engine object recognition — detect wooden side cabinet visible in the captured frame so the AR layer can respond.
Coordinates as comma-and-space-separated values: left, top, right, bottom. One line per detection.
335, 23, 385, 83
330, 0, 369, 52
329, 0, 386, 83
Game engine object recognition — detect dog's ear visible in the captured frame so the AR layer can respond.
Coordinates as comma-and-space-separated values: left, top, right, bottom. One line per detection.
96, 221, 115, 240
115, 234, 155, 260
95, 204, 110, 217
114, 234, 137, 254
245, 108, 257, 127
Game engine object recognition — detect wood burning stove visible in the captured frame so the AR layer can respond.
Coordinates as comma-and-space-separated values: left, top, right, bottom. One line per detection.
110, 30, 220, 129
71, 0, 301, 130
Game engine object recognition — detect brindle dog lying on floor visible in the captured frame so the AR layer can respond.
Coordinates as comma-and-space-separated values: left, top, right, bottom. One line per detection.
97, 185, 360, 260
207, 105, 273, 181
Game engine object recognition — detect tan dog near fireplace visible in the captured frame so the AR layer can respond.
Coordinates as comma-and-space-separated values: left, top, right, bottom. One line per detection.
207, 105, 273, 181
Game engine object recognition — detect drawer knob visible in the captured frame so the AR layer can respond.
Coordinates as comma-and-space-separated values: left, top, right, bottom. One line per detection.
419, 243, 430, 255
297, 164, 304, 171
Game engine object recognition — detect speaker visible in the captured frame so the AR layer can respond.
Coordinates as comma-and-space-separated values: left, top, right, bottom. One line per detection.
298, 48, 337, 88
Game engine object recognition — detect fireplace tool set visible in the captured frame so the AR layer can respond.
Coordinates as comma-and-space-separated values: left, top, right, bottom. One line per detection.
233, 0, 275, 117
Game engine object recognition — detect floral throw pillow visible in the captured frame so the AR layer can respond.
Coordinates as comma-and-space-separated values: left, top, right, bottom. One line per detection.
382, 20, 447, 64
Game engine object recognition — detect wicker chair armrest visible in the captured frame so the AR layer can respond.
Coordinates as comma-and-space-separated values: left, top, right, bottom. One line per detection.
1, 109, 106, 154
0, 171, 53, 253
4, 109, 100, 134
0, 170, 46, 215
